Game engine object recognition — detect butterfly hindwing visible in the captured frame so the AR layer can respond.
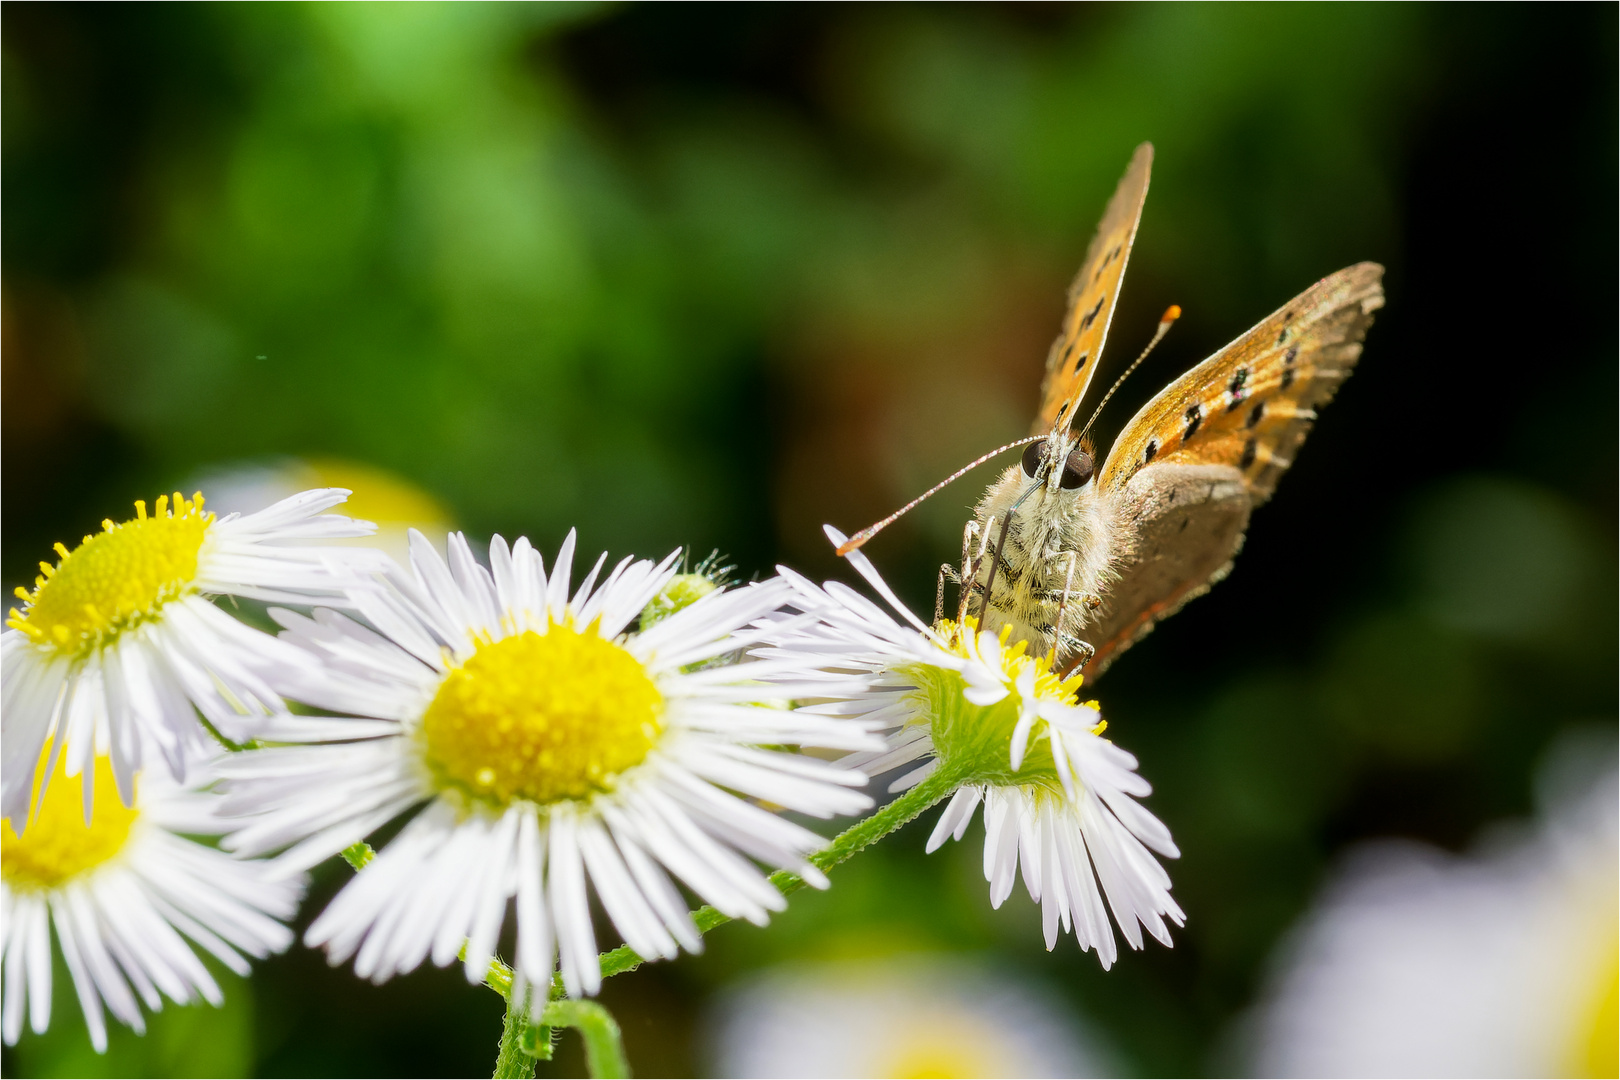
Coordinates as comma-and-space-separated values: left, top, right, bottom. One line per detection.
1081, 462, 1251, 678
1098, 262, 1385, 498
1032, 142, 1155, 436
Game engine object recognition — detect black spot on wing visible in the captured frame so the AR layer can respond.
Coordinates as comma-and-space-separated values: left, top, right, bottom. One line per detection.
1227, 368, 1250, 410
1246, 401, 1265, 429
1279, 345, 1301, 390
1184, 403, 1203, 441
1091, 244, 1123, 282
1143, 438, 1159, 464
1079, 295, 1106, 331
1239, 437, 1258, 471
1071, 350, 1088, 375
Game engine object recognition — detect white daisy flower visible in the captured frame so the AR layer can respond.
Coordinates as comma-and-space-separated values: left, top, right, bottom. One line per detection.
1246, 741, 1617, 1078
1, 744, 304, 1053
2, 489, 384, 824
759, 526, 1182, 969
217, 530, 880, 1001
710, 954, 1119, 1078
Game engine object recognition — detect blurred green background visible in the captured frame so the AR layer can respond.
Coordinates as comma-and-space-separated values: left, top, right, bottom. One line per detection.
3, 3, 1615, 1076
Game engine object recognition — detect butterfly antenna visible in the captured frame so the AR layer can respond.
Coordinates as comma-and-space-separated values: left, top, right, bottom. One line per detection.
1075, 304, 1181, 444
835, 434, 1047, 555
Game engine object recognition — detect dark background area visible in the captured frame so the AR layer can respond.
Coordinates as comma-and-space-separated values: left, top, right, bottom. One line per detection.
3, 3, 1615, 1076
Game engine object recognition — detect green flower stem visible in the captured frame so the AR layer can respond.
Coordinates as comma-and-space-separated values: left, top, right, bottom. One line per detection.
491, 976, 624, 1078
541, 1001, 627, 1079
598, 760, 963, 981
494, 989, 542, 1079
519, 1016, 554, 1062
485, 961, 552, 1078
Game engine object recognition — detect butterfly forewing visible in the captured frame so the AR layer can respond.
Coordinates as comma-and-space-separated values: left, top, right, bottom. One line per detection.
1073, 262, 1385, 679
1099, 262, 1385, 498
1032, 142, 1155, 437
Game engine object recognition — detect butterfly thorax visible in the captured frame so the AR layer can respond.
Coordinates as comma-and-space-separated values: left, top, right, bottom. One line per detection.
964, 459, 1122, 663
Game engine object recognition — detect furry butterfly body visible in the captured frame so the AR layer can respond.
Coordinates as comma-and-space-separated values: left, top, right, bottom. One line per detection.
956, 144, 1384, 678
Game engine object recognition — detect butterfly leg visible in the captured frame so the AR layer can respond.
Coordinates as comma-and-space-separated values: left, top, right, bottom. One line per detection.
1049, 550, 1081, 664
952, 520, 981, 625
935, 564, 961, 625
959, 520, 979, 583
959, 518, 993, 626
1057, 633, 1095, 675
977, 512, 1020, 627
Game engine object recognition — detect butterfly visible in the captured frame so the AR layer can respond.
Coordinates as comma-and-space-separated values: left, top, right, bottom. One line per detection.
841, 142, 1384, 680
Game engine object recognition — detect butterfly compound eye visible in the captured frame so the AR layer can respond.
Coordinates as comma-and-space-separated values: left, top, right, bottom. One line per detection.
1060, 449, 1094, 489
1021, 441, 1044, 478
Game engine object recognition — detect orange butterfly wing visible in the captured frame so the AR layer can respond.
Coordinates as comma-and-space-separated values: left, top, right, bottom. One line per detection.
1032, 142, 1155, 437
1099, 262, 1385, 496
1079, 262, 1385, 679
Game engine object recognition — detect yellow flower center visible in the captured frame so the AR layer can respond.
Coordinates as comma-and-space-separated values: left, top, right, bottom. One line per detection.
1569, 924, 1619, 1077
880, 1021, 999, 1079
1, 751, 139, 891
301, 458, 450, 530
912, 618, 1106, 787
421, 624, 664, 807
937, 617, 1087, 708
7, 493, 213, 657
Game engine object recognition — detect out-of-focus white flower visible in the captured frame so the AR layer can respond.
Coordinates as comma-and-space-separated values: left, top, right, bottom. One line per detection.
218, 531, 881, 1001
1245, 735, 1618, 1078
191, 457, 454, 567
758, 528, 1182, 969
1, 745, 304, 1053
2, 490, 384, 823
707, 954, 1118, 1078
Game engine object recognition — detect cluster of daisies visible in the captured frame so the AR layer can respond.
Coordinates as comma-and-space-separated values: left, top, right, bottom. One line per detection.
0, 490, 1179, 1052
